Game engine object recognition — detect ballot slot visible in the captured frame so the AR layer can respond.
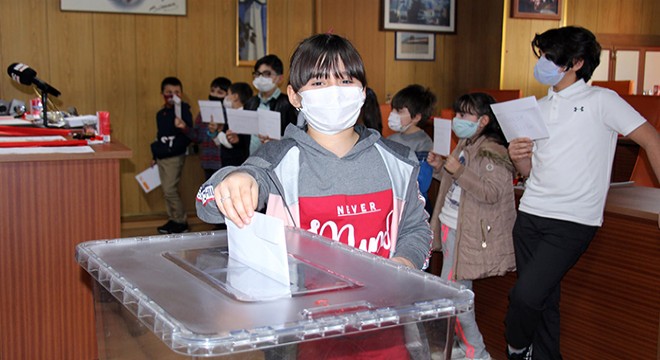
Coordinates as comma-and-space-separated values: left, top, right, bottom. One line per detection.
163, 246, 362, 302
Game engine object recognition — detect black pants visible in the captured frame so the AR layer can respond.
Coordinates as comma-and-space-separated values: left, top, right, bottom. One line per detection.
505, 211, 598, 360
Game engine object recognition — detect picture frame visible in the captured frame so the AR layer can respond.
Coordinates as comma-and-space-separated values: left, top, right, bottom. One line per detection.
511, 0, 561, 20
237, 0, 268, 67
383, 0, 455, 33
395, 32, 435, 61
60, 0, 186, 16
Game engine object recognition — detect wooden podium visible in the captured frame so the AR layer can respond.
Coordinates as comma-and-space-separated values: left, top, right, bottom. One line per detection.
0, 142, 131, 360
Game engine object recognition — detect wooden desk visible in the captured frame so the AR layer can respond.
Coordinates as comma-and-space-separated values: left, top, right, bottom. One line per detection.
0, 142, 131, 360
433, 186, 660, 359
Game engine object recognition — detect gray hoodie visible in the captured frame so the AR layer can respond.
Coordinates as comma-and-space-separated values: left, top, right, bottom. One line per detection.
196, 124, 432, 269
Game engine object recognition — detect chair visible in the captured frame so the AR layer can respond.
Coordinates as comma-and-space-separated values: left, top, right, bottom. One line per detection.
592, 80, 634, 96
630, 150, 659, 188
469, 89, 523, 102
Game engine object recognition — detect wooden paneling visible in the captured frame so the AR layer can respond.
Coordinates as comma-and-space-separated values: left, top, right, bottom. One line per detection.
0, 144, 131, 359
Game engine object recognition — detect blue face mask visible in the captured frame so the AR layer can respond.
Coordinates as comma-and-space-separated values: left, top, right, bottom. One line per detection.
452, 117, 479, 139
534, 55, 565, 86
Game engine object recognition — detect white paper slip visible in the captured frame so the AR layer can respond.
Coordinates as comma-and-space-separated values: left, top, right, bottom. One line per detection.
135, 165, 160, 193
198, 100, 225, 123
226, 213, 291, 290
433, 117, 452, 156
257, 108, 282, 140
490, 96, 549, 142
172, 94, 182, 119
226, 108, 259, 135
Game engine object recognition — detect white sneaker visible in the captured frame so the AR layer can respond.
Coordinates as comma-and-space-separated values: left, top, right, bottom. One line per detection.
451, 344, 466, 359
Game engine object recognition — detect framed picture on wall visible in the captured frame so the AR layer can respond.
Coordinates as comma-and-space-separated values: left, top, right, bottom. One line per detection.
395, 32, 435, 61
237, 0, 268, 67
511, 0, 561, 20
60, 0, 186, 15
383, 0, 455, 33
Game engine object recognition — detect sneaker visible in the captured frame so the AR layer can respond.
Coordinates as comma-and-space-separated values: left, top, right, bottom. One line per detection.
169, 221, 189, 233
507, 345, 532, 360
157, 220, 176, 234
157, 220, 189, 234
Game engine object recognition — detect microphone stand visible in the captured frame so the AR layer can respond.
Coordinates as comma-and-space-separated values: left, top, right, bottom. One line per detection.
40, 88, 49, 128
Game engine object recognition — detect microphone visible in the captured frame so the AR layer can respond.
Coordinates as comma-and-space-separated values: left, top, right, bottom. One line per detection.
7, 63, 61, 97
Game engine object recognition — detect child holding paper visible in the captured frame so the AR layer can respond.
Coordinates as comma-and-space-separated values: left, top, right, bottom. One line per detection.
220, 82, 252, 167
196, 33, 432, 359
386, 84, 436, 213
504, 26, 660, 360
427, 92, 516, 360
176, 77, 231, 180
151, 76, 193, 234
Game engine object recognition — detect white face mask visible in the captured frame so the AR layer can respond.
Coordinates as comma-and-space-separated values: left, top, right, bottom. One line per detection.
222, 97, 233, 109
252, 76, 277, 93
387, 111, 411, 133
299, 86, 366, 135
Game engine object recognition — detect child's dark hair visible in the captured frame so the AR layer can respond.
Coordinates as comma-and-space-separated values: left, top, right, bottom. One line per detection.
454, 93, 507, 146
255, 54, 284, 75
211, 77, 231, 92
531, 26, 601, 82
289, 34, 367, 92
359, 87, 383, 133
391, 84, 437, 127
228, 82, 254, 106
161, 76, 182, 92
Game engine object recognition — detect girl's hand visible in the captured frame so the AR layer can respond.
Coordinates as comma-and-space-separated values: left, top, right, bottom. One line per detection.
207, 121, 219, 133
427, 151, 445, 171
174, 117, 186, 129
214, 172, 259, 228
508, 138, 534, 161
443, 155, 461, 175
226, 130, 239, 144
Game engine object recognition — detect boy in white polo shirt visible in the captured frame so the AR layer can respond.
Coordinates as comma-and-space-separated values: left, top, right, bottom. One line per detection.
504, 26, 660, 360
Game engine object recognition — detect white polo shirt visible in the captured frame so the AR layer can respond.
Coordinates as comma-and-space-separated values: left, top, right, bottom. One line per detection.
519, 80, 646, 226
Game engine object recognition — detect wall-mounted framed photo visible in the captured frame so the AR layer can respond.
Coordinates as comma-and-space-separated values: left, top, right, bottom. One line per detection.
61, 0, 186, 16
383, 0, 455, 33
511, 0, 561, 20
237, 0, 268, 67
395, 32, 435, 61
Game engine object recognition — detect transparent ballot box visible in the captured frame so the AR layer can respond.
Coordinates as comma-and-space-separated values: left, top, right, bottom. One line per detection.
76, 228, 473, 359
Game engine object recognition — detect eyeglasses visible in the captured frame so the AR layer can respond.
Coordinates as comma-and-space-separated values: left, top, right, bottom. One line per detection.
252, 70, 275, 78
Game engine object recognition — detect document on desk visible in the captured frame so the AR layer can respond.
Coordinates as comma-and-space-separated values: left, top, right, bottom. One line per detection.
490, 96, 549, 142
433, 117, 452, 156
198, 100, 226, 124
226, 213, 291, 290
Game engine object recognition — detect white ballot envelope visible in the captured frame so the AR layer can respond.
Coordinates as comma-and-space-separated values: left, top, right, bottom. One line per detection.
490, 96, 549, 142
226, 108, 259, 135
135, 165, 160, 193
433, 117, 452, 156
172, 94, 182, 119
226, 213, 291, 294
198, 100, 225, 124
257, 108, 282, 140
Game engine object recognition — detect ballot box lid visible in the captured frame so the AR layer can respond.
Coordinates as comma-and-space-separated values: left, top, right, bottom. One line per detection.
76, 228, 473, 357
